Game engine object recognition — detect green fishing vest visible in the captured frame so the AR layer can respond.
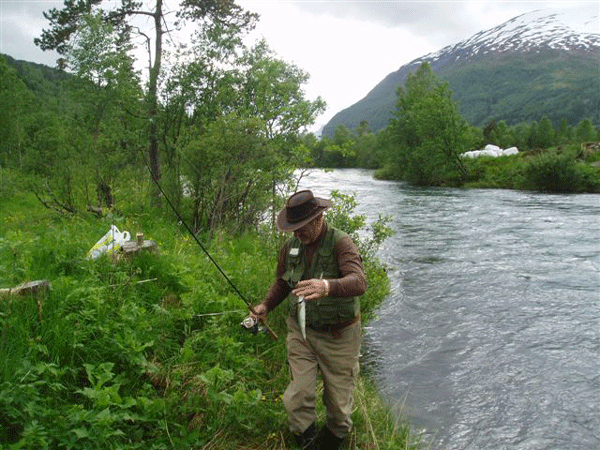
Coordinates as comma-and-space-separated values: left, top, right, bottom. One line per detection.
282, 226, 360, 329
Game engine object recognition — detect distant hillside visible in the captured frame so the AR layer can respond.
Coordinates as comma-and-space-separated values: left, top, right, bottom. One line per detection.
1, 53, 70, 103
322, 9, 600, 137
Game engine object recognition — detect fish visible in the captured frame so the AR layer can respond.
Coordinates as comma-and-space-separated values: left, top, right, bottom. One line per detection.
298, 296, 306, 340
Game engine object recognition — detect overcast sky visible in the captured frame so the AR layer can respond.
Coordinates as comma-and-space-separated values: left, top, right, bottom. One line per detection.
1, 0, 598, 130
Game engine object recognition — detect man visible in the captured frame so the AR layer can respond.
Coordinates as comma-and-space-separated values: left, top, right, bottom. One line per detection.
252, 190, 367, 449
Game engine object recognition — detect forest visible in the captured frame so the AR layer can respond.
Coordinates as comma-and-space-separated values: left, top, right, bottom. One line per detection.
1, 1, 326, 233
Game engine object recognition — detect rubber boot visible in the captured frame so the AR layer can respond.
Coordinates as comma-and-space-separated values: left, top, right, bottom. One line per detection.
316, 426, 345, 450
294, 422, 317, 449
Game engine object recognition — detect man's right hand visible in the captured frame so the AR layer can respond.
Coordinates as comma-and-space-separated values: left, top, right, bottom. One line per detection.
251, 303, 268, 321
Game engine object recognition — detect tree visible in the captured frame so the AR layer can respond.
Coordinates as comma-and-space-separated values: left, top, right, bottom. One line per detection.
385, 62, 469, 186
556, 118, 571, 145
236, 40, 326, 225
306, 133, 329, 166
180, 114, 271, 232
66, 12, 143, 208
356, 120, 371, 137
508, 122, 531, 151
0, 56, 34, 167
35, 0, 257, 199
537, 116, 556, 149
164, 37, 324, 230
237, 39, 326, 161
527, 120, 539, 150
0, 56, 83, 213
354, 131, 378, 169
575, 118, 597, 143
495, 120, 512, 149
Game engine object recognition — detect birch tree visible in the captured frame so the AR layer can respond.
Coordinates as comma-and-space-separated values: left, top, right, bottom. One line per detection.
35, 0, 257, 199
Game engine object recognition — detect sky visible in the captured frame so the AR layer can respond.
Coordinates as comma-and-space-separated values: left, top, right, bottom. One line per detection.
1, 0, 598, 131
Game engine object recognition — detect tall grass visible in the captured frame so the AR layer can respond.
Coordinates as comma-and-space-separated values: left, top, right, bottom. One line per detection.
0, 170, 420, 449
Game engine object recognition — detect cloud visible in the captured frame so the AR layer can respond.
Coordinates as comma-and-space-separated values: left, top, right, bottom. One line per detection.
291, 2, 471, 28
0, 0, 63, 65
287, 1, 494, 44
241, 1, 438, 123
287, 0, 597, 46
243, 0, 598, 130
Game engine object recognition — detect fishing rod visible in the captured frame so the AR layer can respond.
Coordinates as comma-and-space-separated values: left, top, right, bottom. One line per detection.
141, 153, 278, 341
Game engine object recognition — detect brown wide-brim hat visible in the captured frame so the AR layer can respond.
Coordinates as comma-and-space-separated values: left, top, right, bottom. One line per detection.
276, 190, 333, 232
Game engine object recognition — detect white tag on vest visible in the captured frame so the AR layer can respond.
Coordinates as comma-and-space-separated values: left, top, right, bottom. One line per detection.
289, 247, 299, 256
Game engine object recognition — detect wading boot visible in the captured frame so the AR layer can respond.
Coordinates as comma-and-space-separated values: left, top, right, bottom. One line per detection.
294, 422, 316, 449
315, 426, 345, 450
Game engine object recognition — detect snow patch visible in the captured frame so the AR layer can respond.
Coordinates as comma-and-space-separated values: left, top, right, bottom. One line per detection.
422, 6, 599, 63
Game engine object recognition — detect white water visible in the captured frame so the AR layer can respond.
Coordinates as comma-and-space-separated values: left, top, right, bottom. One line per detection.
299, 169, 600, 450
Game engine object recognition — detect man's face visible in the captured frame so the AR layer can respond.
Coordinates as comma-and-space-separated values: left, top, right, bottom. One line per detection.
293, 215, 323, 245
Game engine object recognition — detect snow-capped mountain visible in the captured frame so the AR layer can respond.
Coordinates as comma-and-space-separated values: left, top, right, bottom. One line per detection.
322, 8, 600, 137
425, 8, 599, 64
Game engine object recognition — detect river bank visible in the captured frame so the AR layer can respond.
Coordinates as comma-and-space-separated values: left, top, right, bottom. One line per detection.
0, 182, 420, 449
373, 144, 600, 193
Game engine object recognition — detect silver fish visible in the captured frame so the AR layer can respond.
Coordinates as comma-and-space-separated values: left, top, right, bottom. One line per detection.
298, 296, 306, 340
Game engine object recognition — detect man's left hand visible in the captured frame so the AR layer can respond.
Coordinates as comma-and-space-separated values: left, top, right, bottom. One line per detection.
293, 279, 329, 301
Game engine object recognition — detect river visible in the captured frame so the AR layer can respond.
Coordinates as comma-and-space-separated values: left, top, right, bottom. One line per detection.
297, 169, 600, 450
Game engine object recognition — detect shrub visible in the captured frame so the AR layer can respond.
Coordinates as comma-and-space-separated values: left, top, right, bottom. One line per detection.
574, 163, 600, 193
523, 152, 585, 192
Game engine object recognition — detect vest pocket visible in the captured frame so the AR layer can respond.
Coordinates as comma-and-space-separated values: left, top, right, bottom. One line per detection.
282, 270, 303, 288
308, 296, 357, 327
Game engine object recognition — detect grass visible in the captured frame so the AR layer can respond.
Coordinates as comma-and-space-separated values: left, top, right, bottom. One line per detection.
0, 170, 421, 449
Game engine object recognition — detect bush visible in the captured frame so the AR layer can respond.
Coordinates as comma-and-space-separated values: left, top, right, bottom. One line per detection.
574, 163, 600, 193
523, 152, 590, 192
462, 154, 525, 189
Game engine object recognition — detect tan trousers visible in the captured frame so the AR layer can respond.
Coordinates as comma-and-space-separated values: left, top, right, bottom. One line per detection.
283, 316, 362, 438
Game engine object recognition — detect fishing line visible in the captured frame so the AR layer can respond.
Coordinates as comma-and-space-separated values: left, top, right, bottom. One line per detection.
139, 149, 278, 340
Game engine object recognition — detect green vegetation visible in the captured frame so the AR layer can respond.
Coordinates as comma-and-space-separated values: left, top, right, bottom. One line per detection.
442, 50, 600, 128
0, 171, 417, 449
1, 0, 325, 223
0, 1, 419, 447
461, 148, 600, 192
377, 63, 472, 186
304, 63, 600, 193
322, 48, 600, 136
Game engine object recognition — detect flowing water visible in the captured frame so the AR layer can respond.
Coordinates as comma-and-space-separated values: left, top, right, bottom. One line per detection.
298, 169, 600, 450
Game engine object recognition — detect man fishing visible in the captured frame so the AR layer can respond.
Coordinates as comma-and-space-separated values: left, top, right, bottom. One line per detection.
252, 190, 367, 450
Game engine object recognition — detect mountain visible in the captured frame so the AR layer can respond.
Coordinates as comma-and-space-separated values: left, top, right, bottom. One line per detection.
322, 8, 600, 138
2, 53, 71, 102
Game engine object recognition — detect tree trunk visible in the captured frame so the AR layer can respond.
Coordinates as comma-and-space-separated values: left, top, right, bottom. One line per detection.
97, 181, 114, 207
148, 0, 163, 205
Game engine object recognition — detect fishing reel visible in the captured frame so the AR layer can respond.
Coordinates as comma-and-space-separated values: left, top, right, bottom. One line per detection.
240, 315, 268, 335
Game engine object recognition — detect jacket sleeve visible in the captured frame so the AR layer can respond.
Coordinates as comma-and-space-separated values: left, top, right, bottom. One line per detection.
262, 241, 292, 312
329, 236, 367, 298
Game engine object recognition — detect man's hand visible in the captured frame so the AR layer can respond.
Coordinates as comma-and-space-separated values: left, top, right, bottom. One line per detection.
248, 302, 279, 341
293, 279, 329, 301
251, 303, 269, 321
